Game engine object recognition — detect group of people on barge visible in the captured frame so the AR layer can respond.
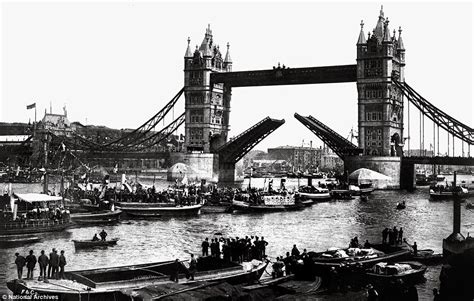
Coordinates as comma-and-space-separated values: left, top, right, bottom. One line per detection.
382, 226, 404, 245
14, 248, 67, 280
200, 235, 269, 262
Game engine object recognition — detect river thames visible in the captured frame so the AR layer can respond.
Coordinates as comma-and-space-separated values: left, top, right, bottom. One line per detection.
1, 175, 473, 299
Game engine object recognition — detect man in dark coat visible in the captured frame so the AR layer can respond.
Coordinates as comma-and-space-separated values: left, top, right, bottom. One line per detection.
49, 249, 59, 279
25, 250, 37, 279
47, 248, 55, 278
58, 250, 67, 279
188, 254, 197, 280
38, 250, 49, 280
382, 228, 388, 244
201, 238, 209, 257
99, 229, 108, 241
291, 244, 300, 258
14, 253, 26, 280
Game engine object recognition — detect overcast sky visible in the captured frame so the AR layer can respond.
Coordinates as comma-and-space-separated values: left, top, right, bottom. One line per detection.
1, 1, 472, 154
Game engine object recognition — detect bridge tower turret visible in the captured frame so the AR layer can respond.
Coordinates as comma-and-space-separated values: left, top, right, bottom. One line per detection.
356, 6, 405, 157
183, 25, 231, 153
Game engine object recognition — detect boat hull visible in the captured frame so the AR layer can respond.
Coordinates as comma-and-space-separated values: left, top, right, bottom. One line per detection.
365, 261, 427, 285
232, 200, 303, 213
0, 219, 71, 236
71, 210, 122, 225
297, 192, 331, 201
118, 203, 202, 217
0, 234, 41, 247
7, 259, 268, 301
73, 239, 118, 249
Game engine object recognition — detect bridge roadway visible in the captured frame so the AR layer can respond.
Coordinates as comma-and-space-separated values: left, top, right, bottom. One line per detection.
211, 64, 357, 87
402, 156, 474, 166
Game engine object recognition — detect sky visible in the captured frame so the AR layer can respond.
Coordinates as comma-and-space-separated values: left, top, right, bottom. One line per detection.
1, 1, 473, 154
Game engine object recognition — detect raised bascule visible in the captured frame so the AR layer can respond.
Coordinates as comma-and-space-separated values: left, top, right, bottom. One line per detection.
49, 7, 473, 187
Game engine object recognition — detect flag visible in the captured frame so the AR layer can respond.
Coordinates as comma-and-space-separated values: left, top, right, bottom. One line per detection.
26, 103, 36, 110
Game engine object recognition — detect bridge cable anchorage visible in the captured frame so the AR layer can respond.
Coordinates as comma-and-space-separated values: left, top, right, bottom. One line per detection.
394, 81, 474, 145
217, 117, 285, 164
294, 113, 362, 159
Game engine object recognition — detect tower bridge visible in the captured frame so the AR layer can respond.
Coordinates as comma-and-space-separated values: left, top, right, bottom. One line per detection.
48, 7, 472, 187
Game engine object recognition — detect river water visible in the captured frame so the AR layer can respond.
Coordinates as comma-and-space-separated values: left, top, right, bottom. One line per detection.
1, 175, 473, 299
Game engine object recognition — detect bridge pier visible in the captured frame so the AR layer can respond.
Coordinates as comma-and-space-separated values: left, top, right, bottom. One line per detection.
400, 159, 416, 191
218, 162, 236, 184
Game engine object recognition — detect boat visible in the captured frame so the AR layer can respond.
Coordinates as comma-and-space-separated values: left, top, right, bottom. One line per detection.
201, 201, 233, 214
117, 202, 202, 217
365, 261, 427, 285
73, 238, 119, 249
0, 234, 41, 247
232, 192, 303, 213
330, 189, 353, 200
410, 249, 443, 265
309, 246, 410, 268
396, 202, 406, 210
429, 185, 468, 200
349, 183, 375, 196
297, 186, 331, 202
7, 257, 268, 301
0, 193, 71, 236
70, 209, 122, 225
466, 202, 474, 209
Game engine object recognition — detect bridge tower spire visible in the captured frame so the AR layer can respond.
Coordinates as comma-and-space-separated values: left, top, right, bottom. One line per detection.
356, 8, 406, 157
183, 25, 232, 153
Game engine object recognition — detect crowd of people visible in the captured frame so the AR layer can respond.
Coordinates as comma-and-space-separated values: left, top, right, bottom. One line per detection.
382, 226, 404, 245
200, 235, 269, 262
14, 248, 67, 281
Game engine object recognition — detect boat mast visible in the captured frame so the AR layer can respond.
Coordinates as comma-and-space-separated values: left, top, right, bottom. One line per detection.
43, 133, 49, 194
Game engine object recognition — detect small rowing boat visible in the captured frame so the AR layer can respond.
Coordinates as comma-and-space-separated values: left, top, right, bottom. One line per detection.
72, 238, 119, 249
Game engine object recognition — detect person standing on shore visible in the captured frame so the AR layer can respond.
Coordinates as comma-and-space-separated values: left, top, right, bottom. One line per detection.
201, 238, 209, 257
14, 253, 26, 280
38, 250, 49, 280
49, 249, 59, 279
188, 254, 197, 280
25, 250, 37, 279
58, 250, 67, 279
47, 248, 55, 278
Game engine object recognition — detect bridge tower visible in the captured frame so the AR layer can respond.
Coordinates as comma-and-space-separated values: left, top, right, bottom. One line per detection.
183, 25, 232, 153
356, 6, 406, 157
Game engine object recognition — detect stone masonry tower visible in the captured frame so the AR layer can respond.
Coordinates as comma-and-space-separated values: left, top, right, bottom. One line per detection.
356, 6, 406, 157
184, 25, 232, 153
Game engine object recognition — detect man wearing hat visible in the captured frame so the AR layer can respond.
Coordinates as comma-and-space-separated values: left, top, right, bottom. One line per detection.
25, 250, 37, 279
14, 253, 26, 279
